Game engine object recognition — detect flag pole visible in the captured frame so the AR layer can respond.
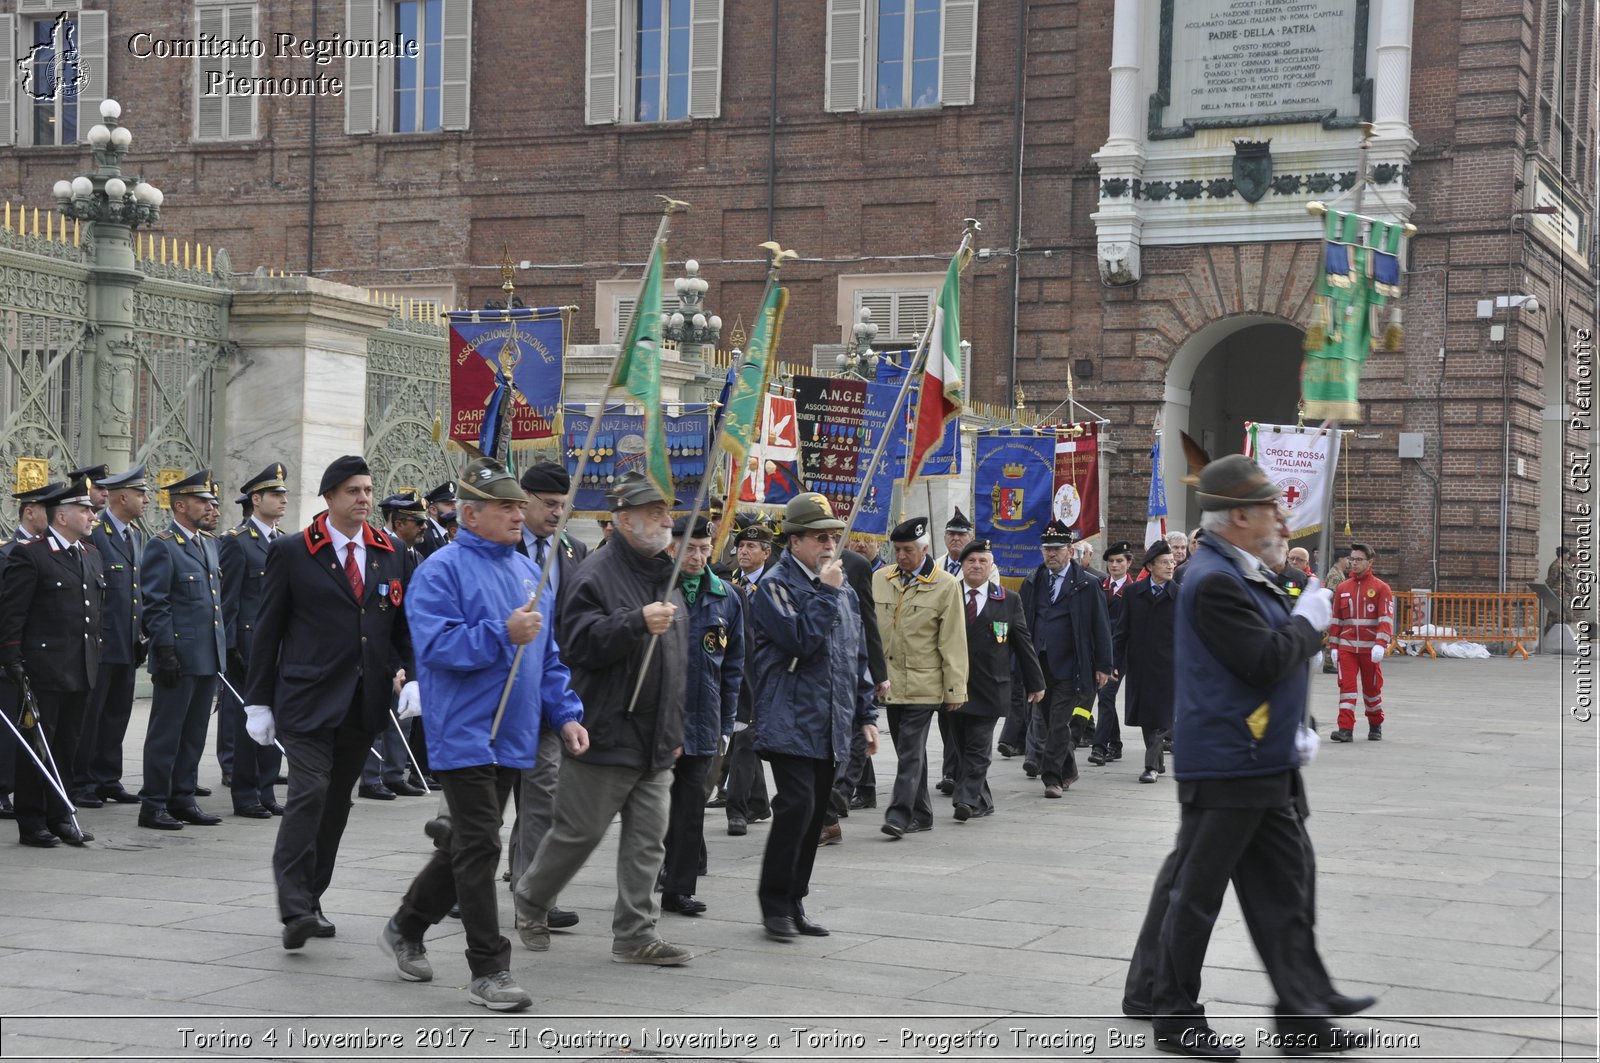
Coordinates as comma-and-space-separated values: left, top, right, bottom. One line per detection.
622, 242, 796, 717
840, 219, 978, 543
488, 195, 689, 744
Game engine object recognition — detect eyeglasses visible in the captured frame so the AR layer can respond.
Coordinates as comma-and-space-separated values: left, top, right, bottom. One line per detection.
529, 496, 565, 510
809, 532, 843, 544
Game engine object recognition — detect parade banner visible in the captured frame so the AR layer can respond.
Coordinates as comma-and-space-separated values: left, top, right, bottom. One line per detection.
717, 283, 789, 520
613, 241, 672, 502
1052, 423, 1100, 540
975, 429, 1056, 578
562, 404, 710, 513
1244, 422, 1342, 536
1145, 431, 1169, 550
876, 359, 959, 476
448, 308, 566, 444
794, 376, 869, 513
1302, 208, 1411, 421
909, 250, 966, 486
734, 393, 801, 503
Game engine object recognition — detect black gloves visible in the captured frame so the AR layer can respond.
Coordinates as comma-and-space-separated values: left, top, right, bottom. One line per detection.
154, 645, 182, 688
3, 659, 27, 690
228, 646, 247, 676
134, 639, 149, 666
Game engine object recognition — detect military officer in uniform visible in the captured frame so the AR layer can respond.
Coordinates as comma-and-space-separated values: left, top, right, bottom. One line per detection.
378, 490, 436, 792
67, 464, 110, 513
243, 455, 415, 950
73, 465, 149, 808
138, 470, 227, 830
359, 492, 431, 801
0, 484, 58, 820
0, 477, 105, 846
219, 464, 289, 818
420, 482, 455, 558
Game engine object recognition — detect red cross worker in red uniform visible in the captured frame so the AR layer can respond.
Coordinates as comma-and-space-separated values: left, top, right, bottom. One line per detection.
1329, 542, 1393, 742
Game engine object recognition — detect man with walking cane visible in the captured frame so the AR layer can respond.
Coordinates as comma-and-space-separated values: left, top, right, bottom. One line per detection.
0, 477, 104, 847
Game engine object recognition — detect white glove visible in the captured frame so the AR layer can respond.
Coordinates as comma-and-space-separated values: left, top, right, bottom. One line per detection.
717, 733, 731, 757
244, 704, 275, 746
731, 720, 749, 734
397, 680, 422, 720
1371, 645, 1385, 663
1329, 648, 1338, 666
1295, 724, 1320, 766
1291, 577, 1333, 632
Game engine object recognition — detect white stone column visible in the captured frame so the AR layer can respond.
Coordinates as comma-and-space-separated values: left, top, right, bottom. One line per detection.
1104, 0, 1145, 152
1371, 0, 1415, 142
1091, 0, 1148, 283
225, 276, 392, 530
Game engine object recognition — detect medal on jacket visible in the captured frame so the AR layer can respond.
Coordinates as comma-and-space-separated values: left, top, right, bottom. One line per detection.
377, 581, 390, 609
993, 620, 1008, 644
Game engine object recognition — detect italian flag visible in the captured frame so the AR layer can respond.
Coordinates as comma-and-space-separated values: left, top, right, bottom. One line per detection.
907, 252, 964, 486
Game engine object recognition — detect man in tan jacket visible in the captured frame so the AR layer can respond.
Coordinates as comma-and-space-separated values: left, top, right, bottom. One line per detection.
872, 518, 967, 839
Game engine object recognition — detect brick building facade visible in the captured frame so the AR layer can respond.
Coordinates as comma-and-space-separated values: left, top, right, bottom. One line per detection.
1, 0, 1593, 591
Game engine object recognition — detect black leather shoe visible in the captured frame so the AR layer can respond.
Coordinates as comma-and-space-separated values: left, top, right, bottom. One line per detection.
424, 816, 452, 842
96, 787, 139, 804
750, 806, 773, 821
220, 773, 232, 788
763, 915, 798, 940
1023, 760, 1040, 778
827, 787, 850, 817
419, 775, 441, 791
1121, 997, 1152, 1019
660, 893, 707, 915
996, 742, 1019, 758
313, 910, 336, 938
1325, 993, 1377, 1016
936, 777, 955, 795
904, 821, 931, 834
447, 903, 460, 919
727, 815, 748, 836
138, 807, 184, 830
547, 907, 580, 929
263, 801, 285, 816
952, 803, 972, 821
0, 793, 14, 818
1109, 749, 1124, 761
73, 791, 104, 809
389, 779, 428, 797
880, 822, 904, 840
795, 914, 829, 937
18, 826, 59, 847
171, 805, 222, 826
193, 786, 212, 797
48, 820, 91, 845
704, 792, 728, 809
282, 914, 320, 950
1153, 1024, 1241, 1058
234, 805, 272, 819
847, 794, 874, 810
359, 784, 396, 800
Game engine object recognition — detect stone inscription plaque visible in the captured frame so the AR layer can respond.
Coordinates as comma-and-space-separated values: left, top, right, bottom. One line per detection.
1153, 0, 1368, 137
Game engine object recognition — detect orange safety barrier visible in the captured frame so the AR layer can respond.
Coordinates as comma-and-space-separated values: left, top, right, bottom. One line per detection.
1391, 591, 1538, 660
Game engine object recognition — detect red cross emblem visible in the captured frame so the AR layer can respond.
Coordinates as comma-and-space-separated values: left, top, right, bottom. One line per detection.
1282, 484, 1303, 506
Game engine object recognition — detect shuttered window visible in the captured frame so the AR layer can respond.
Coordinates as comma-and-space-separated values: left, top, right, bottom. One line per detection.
614, 292, 682, 344
194, 3, 257, 141
856, 289, 933, 344
586, 0, 722, 125
346, 0, 471, 135
825, 0, 976, 112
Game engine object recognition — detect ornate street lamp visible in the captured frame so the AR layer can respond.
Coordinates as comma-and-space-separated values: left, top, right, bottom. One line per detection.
836, 305, 881, 378
664, 258, 722, 348
51, 99, 162, 228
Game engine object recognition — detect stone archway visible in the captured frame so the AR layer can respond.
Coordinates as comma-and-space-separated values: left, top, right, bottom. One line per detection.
1160, 315, 1305, 535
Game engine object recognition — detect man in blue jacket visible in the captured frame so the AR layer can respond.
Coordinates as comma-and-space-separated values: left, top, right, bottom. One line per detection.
659, 515, 742, 915
1135, 455, 1365, 1059
750, 493, 878, 940
379, 458, 586, 1013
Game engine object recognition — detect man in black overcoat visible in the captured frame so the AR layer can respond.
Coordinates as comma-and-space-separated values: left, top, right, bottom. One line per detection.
1113, 539, 1179, 784
0, 478, 104, 846
242, 455, 415, 950
950, 539, 1043, 820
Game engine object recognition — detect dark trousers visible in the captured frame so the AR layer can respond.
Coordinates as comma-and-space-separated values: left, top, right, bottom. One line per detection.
884, 704, 937, 830
949, 713, 998, 814
1093, 676, 1124, 755
663, 753, 713, 895
221, 656, 281, 811
216, 688, 243, 777
1038, 682, 1087, 787
724, 727, 770, 820
13, 687, 87, 830
1147, 803, 1327, 1027
273, 709, 373, 922
758, 753, 833, 919
824, 723, 875, 828
395, 764, 518, 977
999, 678, 1028, 752
75, 660, 136, 793
362, 713, 409, 789
140, 674, 220, 812
935, 709, 958, 781
1142, 725, 1169, 773
0, 680, 18, 796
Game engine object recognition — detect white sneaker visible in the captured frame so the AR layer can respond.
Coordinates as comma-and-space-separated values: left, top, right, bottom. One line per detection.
611, 938, 693, 965
467, 970, 532, 1011
378, 917, 432, 982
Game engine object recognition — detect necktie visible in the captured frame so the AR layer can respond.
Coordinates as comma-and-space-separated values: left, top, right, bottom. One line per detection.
1153, 582, 1164, 599
345, 542, 364, 599
122, 526, 132, 550
1050, 572, 1063, 602
966, 586, 979, 621
535, 537, 548, 568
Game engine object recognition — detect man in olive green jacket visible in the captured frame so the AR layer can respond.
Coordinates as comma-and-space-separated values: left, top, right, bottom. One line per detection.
871, 518, 967, 839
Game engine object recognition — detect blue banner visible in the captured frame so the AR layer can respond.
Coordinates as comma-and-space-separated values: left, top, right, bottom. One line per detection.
561, 404, 710, 512
447, 308, 567, 430
876, 357, 959, 476
852, 382, 901, 538
975, 430, 1056, 579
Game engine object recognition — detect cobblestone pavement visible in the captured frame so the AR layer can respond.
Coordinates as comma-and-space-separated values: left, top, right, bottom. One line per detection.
0, 655, 1594, 1061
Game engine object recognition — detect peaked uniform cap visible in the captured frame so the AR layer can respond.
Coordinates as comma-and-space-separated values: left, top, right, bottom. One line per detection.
99, 465, 148, 491
1040, 520, 1076, 546
166, 468, 218, 502
425, 481, 457, 505
380, 490, 426, 515
240, 463, 289, 498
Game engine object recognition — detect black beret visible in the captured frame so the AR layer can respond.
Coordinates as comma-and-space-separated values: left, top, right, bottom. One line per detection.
672, 514, 713, 539
1141, 539, 1172, 567
889, 518, 928, 543
519, 461, 570, 495
958, 537, 993, 562
318, 455, 370, 496
1104, 540, 1133, 560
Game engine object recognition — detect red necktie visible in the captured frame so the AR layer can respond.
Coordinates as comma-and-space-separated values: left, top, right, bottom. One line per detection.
966, 586, 979, 621
345, 542, 364, 599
